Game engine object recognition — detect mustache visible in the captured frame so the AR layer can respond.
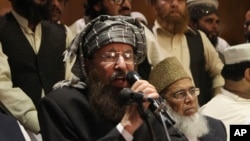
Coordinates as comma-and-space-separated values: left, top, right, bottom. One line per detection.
119, 7, 131, 13
50, 6, 61, 14
110, 71, 127, 81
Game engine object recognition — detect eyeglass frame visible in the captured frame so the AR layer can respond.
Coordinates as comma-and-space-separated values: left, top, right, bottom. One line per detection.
158, 0, 186, 4
92, 51, 137, 64
111, 0, 132, 5
165, 87, 200, 100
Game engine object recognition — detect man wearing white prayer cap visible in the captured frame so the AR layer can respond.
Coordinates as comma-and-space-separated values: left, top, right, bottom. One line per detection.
201, 43, 250, 141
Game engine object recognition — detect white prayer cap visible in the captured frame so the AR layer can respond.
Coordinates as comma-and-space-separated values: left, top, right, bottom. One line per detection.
187, 0, 219, 9
223, 43, 250, 65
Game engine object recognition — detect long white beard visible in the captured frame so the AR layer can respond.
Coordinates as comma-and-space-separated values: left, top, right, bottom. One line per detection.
167, 106, 209, 138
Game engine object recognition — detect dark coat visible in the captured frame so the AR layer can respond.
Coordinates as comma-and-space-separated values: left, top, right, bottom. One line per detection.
0, 112, 26, 141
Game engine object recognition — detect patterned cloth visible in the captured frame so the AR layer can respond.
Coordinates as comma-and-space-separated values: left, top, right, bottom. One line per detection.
55, 15, 146, 89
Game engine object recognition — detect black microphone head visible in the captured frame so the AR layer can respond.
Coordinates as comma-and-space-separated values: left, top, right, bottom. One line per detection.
119, 88, 144, 104
119, 88, 133, 104
126, 71, 142, 86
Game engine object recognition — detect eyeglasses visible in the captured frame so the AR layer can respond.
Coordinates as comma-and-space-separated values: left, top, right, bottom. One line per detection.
93, 51, 136, 64
159, 0, 185, 4
112, 0, 132, 5
166, 87, 200, 100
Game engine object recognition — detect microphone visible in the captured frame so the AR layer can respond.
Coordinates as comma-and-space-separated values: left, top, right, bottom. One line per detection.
123, 71, 175, 127
119, 88, 153, 105
126, 71, 142, 86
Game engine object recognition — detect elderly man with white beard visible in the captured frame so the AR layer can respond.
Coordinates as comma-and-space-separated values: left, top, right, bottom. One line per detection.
149, 56, 227, 141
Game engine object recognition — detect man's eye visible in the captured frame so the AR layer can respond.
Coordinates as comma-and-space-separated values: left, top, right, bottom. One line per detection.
175, 91, 185, 98
124, 53, 131, 59
103, 52, 115, 58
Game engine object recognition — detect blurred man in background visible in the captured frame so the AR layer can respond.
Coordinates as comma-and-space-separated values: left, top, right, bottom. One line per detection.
188, 0, 230, 59
49, 0, 69, 24
244, 10, 250, 43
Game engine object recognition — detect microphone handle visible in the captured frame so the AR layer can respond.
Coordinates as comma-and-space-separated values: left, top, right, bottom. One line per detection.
148, 98, 175, 127
126, 71, 175, 126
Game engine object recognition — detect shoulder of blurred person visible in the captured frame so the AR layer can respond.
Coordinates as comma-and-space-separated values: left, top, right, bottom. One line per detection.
216, 37, 230, 53
201, 43, 250, 140
131, 11, 148, 26
69, 17, 88, 37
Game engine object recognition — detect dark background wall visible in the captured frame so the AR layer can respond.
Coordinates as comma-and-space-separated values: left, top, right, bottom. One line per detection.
1, 0, 250, 45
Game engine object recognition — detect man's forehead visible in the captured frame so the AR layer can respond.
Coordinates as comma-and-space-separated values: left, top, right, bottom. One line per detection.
94, 43, 134, 53
200, 13, 219, 20
167, 79, 193, 91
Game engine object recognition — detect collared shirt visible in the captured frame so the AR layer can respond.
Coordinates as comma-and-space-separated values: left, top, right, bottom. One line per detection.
0, 10, 73, 133
201, 88, 250, 141
117, 123, 134, 141
148, 20, 224, 89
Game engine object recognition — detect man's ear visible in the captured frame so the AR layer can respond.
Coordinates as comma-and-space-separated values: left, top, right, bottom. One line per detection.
93, 2, 102, 12
244, 68, 250, 81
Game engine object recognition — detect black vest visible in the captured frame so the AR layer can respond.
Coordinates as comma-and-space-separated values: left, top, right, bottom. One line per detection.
185, 30, 213, 106
0, 13, 66, 106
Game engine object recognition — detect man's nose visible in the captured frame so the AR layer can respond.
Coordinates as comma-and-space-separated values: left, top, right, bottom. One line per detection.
115, 55, 127, 70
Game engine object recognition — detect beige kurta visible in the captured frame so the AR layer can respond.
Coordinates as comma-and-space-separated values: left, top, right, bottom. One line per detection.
148, 20, 224, 89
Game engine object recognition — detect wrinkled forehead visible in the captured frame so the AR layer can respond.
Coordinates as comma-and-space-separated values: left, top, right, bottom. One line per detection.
30, 0, 48, 5
161, 78, 193, 94
94, 43, 134, 53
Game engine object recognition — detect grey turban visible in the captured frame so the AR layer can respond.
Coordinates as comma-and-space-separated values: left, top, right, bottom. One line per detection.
56, 15, 146, 89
